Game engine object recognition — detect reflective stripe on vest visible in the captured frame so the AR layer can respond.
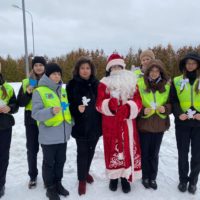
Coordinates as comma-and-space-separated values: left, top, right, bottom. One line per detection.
36, 86, 72, 127
173, 75, 200, 112
138, 79, 170, 119
0, 82, 14, 105
22, 78, 32, 111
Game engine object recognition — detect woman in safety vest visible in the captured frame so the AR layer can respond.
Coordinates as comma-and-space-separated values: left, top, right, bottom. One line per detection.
0, 63, 18, 198
137, 59, 171, 190
66, 57, 102, 196
32, 63, 72, 200
171, 52, 200, 195
17, 56, 46, 188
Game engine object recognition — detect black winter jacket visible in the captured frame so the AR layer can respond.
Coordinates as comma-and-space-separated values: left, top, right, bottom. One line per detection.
66, 75, 102, 140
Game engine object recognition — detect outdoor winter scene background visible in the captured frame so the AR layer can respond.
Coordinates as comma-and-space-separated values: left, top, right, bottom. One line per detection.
1, 0, 200, 199
6, 84, 200, 200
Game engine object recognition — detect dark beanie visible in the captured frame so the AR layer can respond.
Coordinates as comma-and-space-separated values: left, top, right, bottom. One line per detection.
45, 63, 62, 77
32, 56, 46, 68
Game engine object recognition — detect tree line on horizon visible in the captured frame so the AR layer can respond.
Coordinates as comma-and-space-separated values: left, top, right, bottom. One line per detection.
1, 44, 200, 83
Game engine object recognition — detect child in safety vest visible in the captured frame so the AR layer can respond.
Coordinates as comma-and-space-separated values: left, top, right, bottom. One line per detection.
32, 63, 72, 200
17, 56, 46, 189
171, 52, 200, 195
0, 63, 19, 198
137, 59, 171, 190
133, 49, 155, 80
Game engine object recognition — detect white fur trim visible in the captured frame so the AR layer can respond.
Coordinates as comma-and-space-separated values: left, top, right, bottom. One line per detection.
127, 120, 135, 181
101, 99, 114, 116
127, 120, 142, 181
126, 101, 139, 119
106, 167, 132, 180
106, 59, 126, 71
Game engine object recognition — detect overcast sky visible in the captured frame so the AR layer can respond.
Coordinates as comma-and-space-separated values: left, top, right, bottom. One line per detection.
1, 0, 200, 58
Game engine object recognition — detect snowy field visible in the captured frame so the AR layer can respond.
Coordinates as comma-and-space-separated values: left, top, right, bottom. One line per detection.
3, 83, 200, 200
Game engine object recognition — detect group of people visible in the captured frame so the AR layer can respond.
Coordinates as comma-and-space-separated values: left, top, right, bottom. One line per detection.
0, 49, 200, 200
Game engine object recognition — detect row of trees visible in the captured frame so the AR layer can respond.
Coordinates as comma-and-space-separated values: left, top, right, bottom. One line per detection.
1, 44, 200, 82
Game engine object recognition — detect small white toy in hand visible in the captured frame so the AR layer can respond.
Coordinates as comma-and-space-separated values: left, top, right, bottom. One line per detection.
187, 109, 196, 119
150, 102, 157, 110
0, 99, 6, 107
82, 96, 91, 106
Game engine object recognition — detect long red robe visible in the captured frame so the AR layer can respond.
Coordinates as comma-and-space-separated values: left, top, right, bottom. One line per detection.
96, 81, 142, 182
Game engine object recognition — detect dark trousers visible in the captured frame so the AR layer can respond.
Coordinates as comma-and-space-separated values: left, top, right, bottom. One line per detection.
139, 131, 164, 180
0, 128, 12, 189
76, 139, 98, 181
175, 125, 200, 185
41, 143, 67, 187
25, 124, 39, 179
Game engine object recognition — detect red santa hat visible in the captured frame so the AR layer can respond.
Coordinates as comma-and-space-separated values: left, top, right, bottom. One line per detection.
106, 53, 126, 71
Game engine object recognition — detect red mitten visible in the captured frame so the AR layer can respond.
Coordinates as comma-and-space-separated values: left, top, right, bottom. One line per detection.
108, 98, 118, 113
116, 104, 130, 122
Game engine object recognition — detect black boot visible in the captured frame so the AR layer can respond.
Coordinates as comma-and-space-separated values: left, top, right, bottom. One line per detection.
121, 178, 131, 193
56, 182, 69, 196
109, 179, 118, 191
28, 177, 37, 189
149, 180, 157, 190
46, 185, 60, 200
178, 182, 187, 192
142, 178, 150, 189
188, 183, 197, 194
0, 186, 5, 198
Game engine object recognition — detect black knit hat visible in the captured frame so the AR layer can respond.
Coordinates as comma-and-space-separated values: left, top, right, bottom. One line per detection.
179, 52, 200, 71
45, 63, 62, 77
32, 56, 46, 68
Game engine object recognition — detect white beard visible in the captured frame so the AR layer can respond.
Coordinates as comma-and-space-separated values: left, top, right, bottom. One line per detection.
101, 70, 137, 101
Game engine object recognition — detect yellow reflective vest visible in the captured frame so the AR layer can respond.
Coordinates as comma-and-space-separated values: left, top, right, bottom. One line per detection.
0, 82, 14, 105
36, 86, 72, 127
134, 68, 143, 75
133, 68, 144, 84
138, 78, 170, 119
22, 78, 33, 111
173, 75, 200, 112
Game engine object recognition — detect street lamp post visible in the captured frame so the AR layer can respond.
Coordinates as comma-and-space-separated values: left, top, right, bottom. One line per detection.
12, 3, 35, 57
22, 0, 29, 77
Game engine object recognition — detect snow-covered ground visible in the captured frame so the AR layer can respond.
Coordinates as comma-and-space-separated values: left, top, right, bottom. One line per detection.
3, 83, 199, 200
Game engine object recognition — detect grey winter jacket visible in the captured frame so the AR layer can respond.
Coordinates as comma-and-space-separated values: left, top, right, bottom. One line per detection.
32, 74, 72, 145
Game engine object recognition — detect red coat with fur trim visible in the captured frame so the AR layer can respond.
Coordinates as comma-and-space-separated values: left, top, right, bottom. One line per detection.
96, 76, 142, 182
